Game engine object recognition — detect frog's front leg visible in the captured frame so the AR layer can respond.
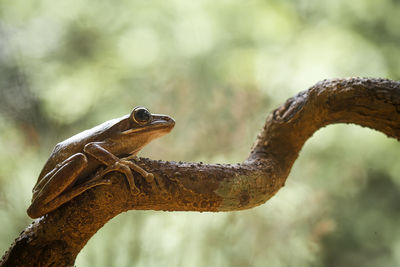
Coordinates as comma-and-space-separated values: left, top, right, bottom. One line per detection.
83, 143, 153, 195
27, 153, 111, 218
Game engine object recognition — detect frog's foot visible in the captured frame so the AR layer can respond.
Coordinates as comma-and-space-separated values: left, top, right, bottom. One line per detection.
120, 159, 154, 183
122, 156, 167, 192
96, 159, 154, 195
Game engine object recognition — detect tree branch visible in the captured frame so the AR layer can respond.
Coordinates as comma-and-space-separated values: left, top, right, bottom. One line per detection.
2, 77, 400, 266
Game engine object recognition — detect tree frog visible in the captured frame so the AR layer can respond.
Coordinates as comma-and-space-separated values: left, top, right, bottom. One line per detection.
27, 107, 175, 218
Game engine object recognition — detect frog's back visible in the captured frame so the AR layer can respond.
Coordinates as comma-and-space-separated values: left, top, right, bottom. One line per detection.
37, 116, 125, 181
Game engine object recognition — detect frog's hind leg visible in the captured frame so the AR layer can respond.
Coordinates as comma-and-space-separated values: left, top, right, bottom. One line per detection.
31, 174, 112, 218
27, 153, 109, 218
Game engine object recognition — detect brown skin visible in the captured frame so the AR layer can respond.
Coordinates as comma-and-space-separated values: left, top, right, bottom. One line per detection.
1, 77, 400, 266
28, 106, 175, 218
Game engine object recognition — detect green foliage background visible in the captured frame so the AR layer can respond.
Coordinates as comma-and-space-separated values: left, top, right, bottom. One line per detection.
1, 1, 400, 266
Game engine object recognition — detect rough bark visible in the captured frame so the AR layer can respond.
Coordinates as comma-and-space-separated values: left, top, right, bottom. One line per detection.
1, 77, 400, 266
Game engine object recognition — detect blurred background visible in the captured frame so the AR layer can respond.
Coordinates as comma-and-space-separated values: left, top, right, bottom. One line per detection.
1, 0, 400, 266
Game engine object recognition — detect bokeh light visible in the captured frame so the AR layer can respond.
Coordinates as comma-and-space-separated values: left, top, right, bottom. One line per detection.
1, 1, 400, 266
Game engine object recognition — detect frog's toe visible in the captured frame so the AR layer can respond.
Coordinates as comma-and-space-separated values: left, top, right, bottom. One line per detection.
144, 173, 154, 183
130, 185, 141, 195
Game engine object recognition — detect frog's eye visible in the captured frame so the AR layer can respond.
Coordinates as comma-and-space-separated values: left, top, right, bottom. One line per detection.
132, 106, 152, 125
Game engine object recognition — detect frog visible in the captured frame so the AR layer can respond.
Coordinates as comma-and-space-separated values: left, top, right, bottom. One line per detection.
27, 106, 175, 218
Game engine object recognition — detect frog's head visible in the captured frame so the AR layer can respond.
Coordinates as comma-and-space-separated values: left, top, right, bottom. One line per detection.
127, 106, 175, 136
108, 106, 175, 155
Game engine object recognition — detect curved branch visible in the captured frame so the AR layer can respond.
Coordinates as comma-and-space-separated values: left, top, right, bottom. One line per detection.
2, 78, 400, 266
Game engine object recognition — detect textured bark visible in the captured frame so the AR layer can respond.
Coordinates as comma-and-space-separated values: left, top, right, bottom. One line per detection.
1, 77, 400, 266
